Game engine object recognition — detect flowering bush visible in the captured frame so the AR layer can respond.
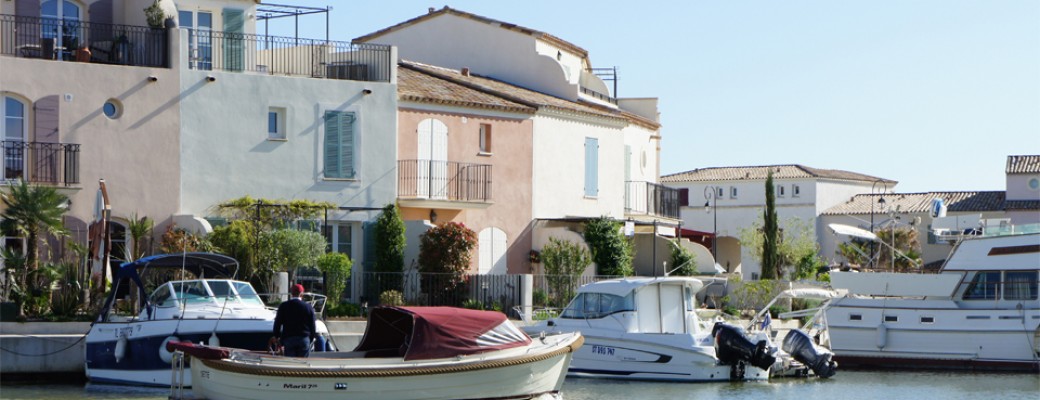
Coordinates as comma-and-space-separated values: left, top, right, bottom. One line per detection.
418, 222, 477, 305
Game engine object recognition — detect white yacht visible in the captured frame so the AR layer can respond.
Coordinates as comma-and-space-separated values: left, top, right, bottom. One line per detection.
524, 277, 779, 381
825, 230, 1040, 371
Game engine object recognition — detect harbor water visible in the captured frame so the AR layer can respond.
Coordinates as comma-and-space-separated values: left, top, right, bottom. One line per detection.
1, 370, 1037, 400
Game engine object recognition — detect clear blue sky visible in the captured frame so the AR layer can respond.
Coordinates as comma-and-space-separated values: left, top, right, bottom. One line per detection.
267, 1, 1040, 194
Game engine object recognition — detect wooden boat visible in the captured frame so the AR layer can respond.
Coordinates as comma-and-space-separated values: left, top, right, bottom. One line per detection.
170, 306, 583, 400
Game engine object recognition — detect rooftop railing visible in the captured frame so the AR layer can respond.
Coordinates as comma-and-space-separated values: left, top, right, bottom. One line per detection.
185, 29, 392, 82
580, 86, 618, 105
2, 140, 81, 186
0, 14, 167, 67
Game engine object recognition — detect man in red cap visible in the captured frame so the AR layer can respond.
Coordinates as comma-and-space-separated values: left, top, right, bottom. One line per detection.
270, 284, 317, 357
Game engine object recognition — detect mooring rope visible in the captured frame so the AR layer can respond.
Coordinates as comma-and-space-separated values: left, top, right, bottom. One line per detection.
0, 332, 87, 357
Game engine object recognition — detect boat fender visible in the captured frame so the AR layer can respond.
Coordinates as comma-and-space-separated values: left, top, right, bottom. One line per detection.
876, 323, 887, 349
159, 336, 180, 364
208, 332, 220, 347
114, 333, 128, 363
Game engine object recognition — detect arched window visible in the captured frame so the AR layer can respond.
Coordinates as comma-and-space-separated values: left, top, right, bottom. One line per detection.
40, 0, 82, 54
2, 95, 28, 180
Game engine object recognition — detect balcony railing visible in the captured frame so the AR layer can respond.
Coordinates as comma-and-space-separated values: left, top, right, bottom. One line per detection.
186, 29, 392, 82
397, 160, 492, 203
625, 181, 679, 219
2, 141, 81, 186
0, 14, 167, 67
579, 86, 617, 105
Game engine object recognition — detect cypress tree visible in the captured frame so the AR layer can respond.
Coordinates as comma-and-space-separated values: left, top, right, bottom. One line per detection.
762, 171, 780, 279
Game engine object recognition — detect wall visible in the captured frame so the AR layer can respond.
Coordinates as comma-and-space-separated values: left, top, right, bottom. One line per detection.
531, 114, 625, 220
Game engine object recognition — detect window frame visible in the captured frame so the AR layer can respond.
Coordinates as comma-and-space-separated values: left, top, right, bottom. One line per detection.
478, 123, 492, 155
267, 106, 287, 140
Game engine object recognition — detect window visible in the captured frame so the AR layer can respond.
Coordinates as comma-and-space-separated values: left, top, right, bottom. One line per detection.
730, 186, 738, 198
323, 111, 356, 179
1005, 271, 1038, 300
849, 314, 862, 321
179, 9, 213, 70
678, 188, 689, 207
478, 123, 492, 154
1028, 178, 1039, 191
329, 223, 353, 258
3, 96, 27, 180
717, 187, 724, 198
561, 292, 635, 319
109, 222, 127, 263
776, 185, 786, 197
793, 184, 801, 197
920, 316, 934, 324
103, 99, 122, 119
963, 271, 1001, 300
584, 137, 598, 197
884, 315, 898, 322
268, 107, 286, 140
41, 0, 81, 56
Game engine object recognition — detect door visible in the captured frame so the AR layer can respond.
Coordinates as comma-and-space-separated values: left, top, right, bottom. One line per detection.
417, 119, 448, 199
40, 0, 80, 59
2, 96, 27, 180
478, 227, 507, 275
179, 9, 212, 70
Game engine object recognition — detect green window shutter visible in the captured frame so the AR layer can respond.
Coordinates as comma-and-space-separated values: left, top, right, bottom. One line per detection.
222, 8, 244, 71
324, 111, 356, 179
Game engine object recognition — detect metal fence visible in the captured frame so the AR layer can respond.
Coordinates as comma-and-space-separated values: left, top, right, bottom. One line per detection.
397, 160, 493, 203
0, 14, 167, 67
2, 141, 80, 186
186, 29, 392, 82
625, 180, 680, 219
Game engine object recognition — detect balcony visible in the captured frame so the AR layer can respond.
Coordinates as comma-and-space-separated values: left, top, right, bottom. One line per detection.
0, 14, 167, 67
187, 30, 392, 82
625, 181, 679, 219
2, 141, 81, 186
397, 160, 492, 209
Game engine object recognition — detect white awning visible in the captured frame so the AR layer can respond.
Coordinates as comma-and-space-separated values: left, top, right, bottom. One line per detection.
828, 223, 878, 242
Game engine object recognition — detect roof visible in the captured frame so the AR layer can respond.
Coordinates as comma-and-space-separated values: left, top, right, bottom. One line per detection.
1006, 155, 1040, 174
354, 7, 589, 60
577, 277, 704, 297
354, 306, 531, 361
400, 61, 656, 128
661, 164, 894, 184
397, 65, 536, 114
822, 191, 1007, 215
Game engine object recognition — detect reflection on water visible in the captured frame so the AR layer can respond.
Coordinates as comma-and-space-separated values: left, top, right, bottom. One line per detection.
1, 371, 1037, 400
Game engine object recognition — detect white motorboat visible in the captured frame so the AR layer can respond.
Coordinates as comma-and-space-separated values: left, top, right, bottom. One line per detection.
171, 306, 582, 400
523, 277, 777, 382
825, 227, 1040, 372
746, 287, 841, 378
85, 253, 334, 386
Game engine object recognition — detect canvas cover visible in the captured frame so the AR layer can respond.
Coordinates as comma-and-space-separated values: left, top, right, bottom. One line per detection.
354, 306, 532, 361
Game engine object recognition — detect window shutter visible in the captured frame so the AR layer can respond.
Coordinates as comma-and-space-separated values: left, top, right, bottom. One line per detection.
34, 95, 59, 143
584, 137, 598, 197
678, 188, 689, 207
324, 111, 341, 178
222, 8, 245, 71
324, 111, 355, 179
341, 112, 356, 178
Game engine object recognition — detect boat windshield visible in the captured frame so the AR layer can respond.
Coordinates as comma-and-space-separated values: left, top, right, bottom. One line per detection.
561, 292, 635, 319
233, 281, 266, 307
171, 281, 213, 305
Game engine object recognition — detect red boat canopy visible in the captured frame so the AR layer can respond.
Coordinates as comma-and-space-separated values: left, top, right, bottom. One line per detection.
354, 306, 532, 361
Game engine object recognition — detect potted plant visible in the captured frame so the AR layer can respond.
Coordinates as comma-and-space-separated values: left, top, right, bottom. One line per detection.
144, 1, 166, 29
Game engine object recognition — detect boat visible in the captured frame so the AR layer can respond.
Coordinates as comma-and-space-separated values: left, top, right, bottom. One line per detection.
170, 306, 583, 400
745, 287, 840, 378
825, 223, 1040, 372
84, 252, 334, 386
522, 277, 780, 382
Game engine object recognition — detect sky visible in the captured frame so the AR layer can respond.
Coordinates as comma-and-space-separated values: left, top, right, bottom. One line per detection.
264, 1, 1040, 194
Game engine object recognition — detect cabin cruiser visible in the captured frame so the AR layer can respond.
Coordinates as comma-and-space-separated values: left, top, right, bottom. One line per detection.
170, 306, 582, 400
523, 277, 781, 381
825, 226, 1040, 371
85, 253, 334, 386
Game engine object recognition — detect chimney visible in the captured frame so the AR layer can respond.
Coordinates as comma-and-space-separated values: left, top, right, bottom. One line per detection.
461, 67, 470, 76
428, 7, 435, 13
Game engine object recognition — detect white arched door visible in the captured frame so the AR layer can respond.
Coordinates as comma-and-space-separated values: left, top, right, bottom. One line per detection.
478, 227, 507, 275
417, 118, 448, 199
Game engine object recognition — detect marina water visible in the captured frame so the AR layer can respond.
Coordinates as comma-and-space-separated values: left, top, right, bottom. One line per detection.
2, 370, 1037, 400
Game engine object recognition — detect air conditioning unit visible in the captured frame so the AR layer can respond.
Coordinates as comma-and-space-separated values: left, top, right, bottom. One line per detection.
326, 63, 368, 80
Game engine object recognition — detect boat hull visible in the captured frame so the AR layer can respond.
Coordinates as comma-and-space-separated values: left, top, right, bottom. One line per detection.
189, 333, 581, 400
566, 335, 769, 382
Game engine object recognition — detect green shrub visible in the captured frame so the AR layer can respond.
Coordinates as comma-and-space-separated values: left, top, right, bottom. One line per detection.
532, 289, 548, 307
461, 299, 483, 310
326, 302, 361, 318
582, 217, 633, 276
316, 252, 352, 304
379, 290, 405, 306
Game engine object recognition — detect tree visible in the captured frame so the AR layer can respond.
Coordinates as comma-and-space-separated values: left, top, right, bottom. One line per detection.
418, 222, 477, 305
873, 227, 922, 272
761, 171, 780, 280
1, 180, 68, 273
209, 220, 258, 280
540, 237, 592, 307
126, 213, 154, 261
739, 216, 825, 280
316, 252, 352, 305
668, 240, 698, 276
582, 217, 633, 276
373, 203, 406, 270
266, 229, 326, 283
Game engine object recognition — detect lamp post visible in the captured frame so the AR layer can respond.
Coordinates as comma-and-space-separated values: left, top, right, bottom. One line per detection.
869, 180, 888, 269
703, 186, 718, 265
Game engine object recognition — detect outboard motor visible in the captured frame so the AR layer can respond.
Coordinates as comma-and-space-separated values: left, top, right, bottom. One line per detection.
782, 329, 838, 378
712, 322, 776, 375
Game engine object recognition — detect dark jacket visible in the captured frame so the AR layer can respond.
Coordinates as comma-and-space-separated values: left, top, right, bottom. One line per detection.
273, 298, 316, 339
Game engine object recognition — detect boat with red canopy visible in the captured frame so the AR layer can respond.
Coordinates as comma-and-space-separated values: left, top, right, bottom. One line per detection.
170, 306, 582, 400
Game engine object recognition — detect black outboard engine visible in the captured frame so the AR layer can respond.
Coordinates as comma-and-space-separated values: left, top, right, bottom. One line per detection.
712, 322, 776, 379
782, 329, 837, 378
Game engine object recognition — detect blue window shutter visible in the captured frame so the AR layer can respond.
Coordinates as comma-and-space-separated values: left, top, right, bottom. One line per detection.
222, 8, 244, 71
585, 137, 598, 197
323, 111, 356, 179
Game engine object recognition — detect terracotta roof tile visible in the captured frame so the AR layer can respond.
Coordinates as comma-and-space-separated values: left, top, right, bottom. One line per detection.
660, 164, 893, 184
397, 66, 536, 114
822, 191, 1007, 215
1006, 155, 1040, 174
1005, 200, 1040, 210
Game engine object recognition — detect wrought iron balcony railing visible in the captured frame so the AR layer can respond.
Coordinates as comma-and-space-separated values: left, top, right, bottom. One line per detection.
2, 140, 81, 186
625, 180, 679, 219
0, 14, 167, 67
397, 160, 492, 203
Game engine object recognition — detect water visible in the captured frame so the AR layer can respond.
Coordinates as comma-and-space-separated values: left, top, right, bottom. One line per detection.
1, 371, 1037, 400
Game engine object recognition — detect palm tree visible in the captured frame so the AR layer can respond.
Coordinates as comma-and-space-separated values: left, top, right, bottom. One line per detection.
126, 213, 154, 261
1, 180, 69, 273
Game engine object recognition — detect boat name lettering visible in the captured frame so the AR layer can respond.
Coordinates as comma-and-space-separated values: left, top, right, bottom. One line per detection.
591, 345, 615, 356
114, 327, 135, 338
334, 383, 348, 390
283, 383, 318, 390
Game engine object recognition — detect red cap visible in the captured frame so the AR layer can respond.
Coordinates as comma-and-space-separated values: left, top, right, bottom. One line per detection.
291, 284, 304, 296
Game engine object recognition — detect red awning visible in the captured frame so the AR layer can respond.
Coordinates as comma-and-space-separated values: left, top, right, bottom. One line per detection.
354, 306, 532, 361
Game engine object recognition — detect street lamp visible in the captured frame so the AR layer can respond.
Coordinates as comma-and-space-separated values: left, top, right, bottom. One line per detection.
869, 180, 888, 268
703, 186, 719, 265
